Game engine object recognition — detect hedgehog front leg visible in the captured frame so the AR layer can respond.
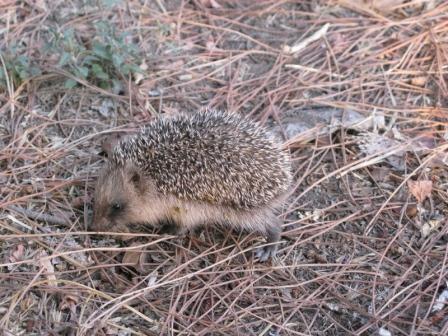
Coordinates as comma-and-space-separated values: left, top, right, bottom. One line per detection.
158, 218, 181, 235
255, 216, 282, 262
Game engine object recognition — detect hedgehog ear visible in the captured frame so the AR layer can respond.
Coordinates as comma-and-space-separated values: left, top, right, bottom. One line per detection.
99, 133, 123, 159
126, 164, 146, 193
130, 170, 140, 185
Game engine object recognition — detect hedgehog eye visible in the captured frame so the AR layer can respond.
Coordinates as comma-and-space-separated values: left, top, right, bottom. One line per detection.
111, 202, 123, 212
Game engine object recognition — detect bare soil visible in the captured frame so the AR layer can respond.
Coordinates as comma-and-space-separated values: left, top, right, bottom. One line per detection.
1, 1, 448, 335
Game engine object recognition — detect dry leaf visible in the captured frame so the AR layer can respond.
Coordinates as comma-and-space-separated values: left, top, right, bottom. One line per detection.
178, 74, 193, 81
356, 132, 406, 170
276, 108, 372, 143
134, 61, 148, 85
122, 250, 142, 266
326, 302, 340, 312
38, 251, 57, 287
281, 288, 293, 302
147, 271, 158, 287
340, 0, 405, 14
379, 327, 392, 336
25, 319, 35, 333
123, 242, 144, 266
206, 35, 217, 51
370, 166, 392, 182
35, 0, 48, 11
428, 152, 448, 168
60, 293, 79, 312
9, 244, 25, 263
199, 0, 222, 8
71, 196, 90, 209
421, 216, 443, 238
432, 281, 448, 312
407, 180, 432, 203
406, 205, 418, 218
371, 0, 405, 13
411, 76, 427, 87
421, 222, 432, 238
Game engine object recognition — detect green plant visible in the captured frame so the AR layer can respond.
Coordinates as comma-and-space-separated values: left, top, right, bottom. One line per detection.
0, 45, 41, 89
47, 20, 142, 91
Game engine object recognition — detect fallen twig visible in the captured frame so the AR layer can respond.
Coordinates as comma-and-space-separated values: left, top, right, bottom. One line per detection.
7, 205, 72, 226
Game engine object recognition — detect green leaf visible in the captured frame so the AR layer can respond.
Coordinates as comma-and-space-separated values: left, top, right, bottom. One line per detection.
95, 21, 109, 34
17, 55, 28, 64
112, 54, 124, 68
99, 81, 111, 89
83, 55, 100, 63
92, 42, 109, 59
58, 52, 72, 66
63, 28, 75, 40
76, 66, 89, 78
91, 63, 109, 80
30, 66, 41, 76
121, 64, 131, 75
19, 70, 29, 80
102, 0, 121, 8
64, 79, 77, 89
129, 64, 142, 73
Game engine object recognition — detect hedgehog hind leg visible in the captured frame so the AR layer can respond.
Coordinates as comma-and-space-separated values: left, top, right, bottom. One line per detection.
158, 217, 190, 236
255, 216, 282, 262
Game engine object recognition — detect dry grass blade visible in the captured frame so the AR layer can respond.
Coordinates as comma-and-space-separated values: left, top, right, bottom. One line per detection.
1, 0, 447, 335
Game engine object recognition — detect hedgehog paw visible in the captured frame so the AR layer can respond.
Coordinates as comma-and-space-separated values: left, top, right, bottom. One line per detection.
255, 244, 277, 262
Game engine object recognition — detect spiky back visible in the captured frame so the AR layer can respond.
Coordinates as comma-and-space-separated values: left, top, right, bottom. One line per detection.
112, 110, 291, 209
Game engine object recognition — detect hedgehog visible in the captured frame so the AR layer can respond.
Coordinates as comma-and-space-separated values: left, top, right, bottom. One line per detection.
92, 109, 292, 261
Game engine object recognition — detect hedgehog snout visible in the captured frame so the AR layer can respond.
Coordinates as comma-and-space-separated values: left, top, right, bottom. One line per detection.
91, 212, 108, 232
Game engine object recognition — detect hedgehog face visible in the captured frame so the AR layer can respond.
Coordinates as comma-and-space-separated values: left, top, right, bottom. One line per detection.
92, 162, 155, 232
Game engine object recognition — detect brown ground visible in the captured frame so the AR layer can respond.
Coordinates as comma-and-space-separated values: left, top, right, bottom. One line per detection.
1, 1, 448, 335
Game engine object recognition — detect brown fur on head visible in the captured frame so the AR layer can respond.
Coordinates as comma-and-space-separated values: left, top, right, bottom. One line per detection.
98, 130, 138, 158
92, 162, 159, 232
